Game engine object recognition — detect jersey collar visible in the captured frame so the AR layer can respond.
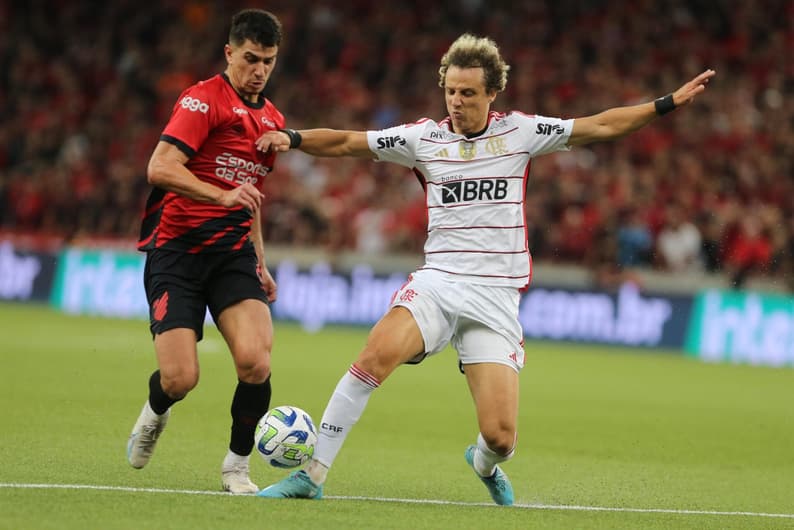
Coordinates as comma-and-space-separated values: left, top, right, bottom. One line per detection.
442, 113, 493, 139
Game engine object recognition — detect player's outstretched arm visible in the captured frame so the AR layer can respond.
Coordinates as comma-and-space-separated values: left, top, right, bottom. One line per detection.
568, 68, 715, 147
256, 129, 375, 159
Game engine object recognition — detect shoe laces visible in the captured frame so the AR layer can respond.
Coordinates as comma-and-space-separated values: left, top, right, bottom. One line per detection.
223, 460, 250, 476
136, 426, 162, 454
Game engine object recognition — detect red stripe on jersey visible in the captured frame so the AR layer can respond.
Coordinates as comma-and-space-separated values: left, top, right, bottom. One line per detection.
425, 175, 524, 185
187, 225, 235, 253
428, 225, 525, 233
425, 249, 526, 255
417, 151, 531, 164
417, 266, 528, 280
138, 187, 166, 251
428, 201, 524, 209
418, 126, 520, 145
138, 231, 156, 249
231, 232, 250, 251
521, 157, 533, 291
524, 251, 534, 292
145, 197, 165, 217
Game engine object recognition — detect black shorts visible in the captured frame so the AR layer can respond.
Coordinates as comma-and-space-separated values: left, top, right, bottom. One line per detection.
143, 248, 269, 341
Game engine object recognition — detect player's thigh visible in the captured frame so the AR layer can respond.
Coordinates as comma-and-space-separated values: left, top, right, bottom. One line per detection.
356, 306, 426, 381
154, 328, 200, 393
464, 361, 519, 445
207, 250, 272, 360
378, 270, 456, 369
216, 298, 273, 363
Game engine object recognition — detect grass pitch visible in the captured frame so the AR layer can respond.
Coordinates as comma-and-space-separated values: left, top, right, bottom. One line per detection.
0, 302, 792, 529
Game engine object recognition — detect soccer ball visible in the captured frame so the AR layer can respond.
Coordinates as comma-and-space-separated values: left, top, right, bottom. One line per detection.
254, 405, 317, 468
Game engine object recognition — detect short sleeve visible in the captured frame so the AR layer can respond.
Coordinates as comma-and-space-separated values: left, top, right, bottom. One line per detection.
512, 113, 574, 157
161, 85, 216, 156
366, 122, 426, 168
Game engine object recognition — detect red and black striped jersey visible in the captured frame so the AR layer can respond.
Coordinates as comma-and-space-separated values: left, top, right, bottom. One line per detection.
138, 73, 284, 253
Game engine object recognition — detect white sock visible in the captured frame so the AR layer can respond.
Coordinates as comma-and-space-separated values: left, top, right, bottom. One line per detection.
473, 432, 514, 477
143, 400, 166, 419
307, 364, 380, 485
223, 449, 249, 469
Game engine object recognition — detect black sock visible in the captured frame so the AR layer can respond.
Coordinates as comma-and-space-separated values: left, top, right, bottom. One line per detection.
229, 376, 272, 456
148, 370, 181, 415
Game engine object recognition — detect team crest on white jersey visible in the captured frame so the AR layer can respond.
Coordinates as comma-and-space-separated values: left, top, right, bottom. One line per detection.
459, 141, 476, 160
484, 137, 508, 155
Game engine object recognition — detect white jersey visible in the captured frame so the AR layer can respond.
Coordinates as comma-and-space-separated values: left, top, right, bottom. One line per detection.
366, 111, 573, 288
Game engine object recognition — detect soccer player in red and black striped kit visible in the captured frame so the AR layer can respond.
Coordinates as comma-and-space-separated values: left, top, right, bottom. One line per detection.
127, 9, 286, 494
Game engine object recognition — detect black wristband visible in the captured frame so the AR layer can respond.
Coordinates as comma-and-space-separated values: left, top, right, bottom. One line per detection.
654, 94, 676, 116
279, 128, 302, 149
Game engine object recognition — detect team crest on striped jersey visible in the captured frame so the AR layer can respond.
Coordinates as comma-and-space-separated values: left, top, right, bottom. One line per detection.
458, 141, 476, 160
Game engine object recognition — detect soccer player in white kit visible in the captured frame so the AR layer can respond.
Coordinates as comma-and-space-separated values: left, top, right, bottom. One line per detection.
255, 34, 715, 504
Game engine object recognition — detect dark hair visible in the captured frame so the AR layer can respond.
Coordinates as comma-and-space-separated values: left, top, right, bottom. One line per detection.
229, 9, 282, 48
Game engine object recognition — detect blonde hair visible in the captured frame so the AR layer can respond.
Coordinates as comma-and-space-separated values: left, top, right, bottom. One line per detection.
438, 34, 510, 93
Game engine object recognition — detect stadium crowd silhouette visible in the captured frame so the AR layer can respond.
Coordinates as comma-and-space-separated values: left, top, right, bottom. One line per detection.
1, 0, 791, 288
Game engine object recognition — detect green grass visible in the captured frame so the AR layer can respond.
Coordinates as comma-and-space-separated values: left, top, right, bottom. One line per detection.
0, 302, 792, 529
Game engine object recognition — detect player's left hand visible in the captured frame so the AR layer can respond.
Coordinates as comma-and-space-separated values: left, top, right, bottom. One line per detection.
672, 69, 716, 107
256, 131, 292, 153
257, 263, 278, 303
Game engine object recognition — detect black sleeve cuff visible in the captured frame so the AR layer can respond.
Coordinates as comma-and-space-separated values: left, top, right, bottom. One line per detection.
160, 135, 197, 158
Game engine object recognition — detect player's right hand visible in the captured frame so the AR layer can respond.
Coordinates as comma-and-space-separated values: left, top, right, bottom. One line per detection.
219, 182, 264, 211
255, 131, 291, 153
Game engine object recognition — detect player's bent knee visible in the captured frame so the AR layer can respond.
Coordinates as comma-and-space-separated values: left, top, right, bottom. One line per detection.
161, 371, 199, 398
481, 428, 517, 457
235, 355, 271, 383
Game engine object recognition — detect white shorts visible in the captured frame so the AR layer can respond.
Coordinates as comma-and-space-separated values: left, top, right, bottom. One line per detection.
391, 269, 525, 372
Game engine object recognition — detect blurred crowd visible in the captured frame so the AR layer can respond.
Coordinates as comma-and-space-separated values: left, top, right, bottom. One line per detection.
1, 0, 792, 288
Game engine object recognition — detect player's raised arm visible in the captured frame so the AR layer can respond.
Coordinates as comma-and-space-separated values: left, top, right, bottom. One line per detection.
256, 128, 375, 159
568, 68, 715, 147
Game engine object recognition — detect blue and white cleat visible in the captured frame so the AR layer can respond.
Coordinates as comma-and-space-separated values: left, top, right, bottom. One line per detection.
464, 445, 514, 506
256, 470, 323, 499
127, 401, 169, 469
